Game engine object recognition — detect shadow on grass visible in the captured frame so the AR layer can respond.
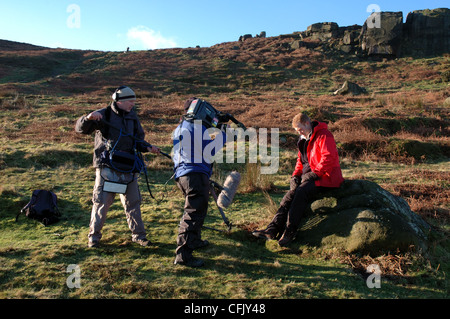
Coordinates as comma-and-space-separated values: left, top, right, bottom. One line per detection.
2, 149, 92, 169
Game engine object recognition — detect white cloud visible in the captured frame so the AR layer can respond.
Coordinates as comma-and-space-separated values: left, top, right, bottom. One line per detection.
127, 26, 177, 50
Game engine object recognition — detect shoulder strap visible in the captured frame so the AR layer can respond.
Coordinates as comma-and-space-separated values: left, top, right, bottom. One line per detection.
103, 106, 112, 139
50, 191, 61, 216
16, 190, 41, 222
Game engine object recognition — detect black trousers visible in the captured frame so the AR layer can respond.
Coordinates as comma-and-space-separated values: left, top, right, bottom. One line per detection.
175, 172, 210, 262
267, 179, 319, 236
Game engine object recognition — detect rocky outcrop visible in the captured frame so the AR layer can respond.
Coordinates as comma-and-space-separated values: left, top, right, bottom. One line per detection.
234, 8, 448, 57
239, 31, 267, 41
293, 7, 450, 57
402, 8, 450, 56
306, 22, 339, 41
296, 180, 431, 255
342, 25, 362, 45
239, 34, 253, 42
360, 12, 404, 57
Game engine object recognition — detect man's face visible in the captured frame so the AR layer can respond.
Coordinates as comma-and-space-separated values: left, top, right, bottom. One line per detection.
116, 100, 136, 113
294, 122, 312, 137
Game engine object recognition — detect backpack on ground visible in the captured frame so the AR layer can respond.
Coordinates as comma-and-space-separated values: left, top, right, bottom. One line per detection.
16, 190, 61, 226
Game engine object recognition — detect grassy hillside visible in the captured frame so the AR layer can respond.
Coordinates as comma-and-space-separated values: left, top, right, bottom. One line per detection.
0, 34, 449, 299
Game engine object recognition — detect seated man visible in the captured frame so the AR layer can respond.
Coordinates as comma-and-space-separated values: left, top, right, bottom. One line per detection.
252, 113, 344, 246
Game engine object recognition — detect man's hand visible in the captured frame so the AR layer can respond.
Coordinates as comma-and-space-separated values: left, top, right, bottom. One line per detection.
87, 111, 103, 121
301, 171, 319, 184
290, 176, 301, 190
147, 145, 161, 154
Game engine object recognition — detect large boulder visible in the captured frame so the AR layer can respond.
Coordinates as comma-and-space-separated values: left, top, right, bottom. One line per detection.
296, 180, 431, 255
342, 25, 362, 45
306, 22, 339, 41
402, 8, 450, 56
333, 81, 367, 95
360, 11, 404, 56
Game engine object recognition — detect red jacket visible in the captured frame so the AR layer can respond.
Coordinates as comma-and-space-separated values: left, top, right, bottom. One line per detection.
292, 122, 344, 188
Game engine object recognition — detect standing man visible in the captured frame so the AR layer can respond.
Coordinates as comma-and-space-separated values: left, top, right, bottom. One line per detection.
252, 113, 344, 246
172, 98, 227, 267
75, 86, 160, 248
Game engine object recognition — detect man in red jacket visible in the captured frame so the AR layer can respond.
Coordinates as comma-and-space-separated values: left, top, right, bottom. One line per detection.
252, 113, 344, 246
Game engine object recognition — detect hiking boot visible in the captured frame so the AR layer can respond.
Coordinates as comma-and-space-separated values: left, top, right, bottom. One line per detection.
88, 240, 99, 248
252, 228, 278, 240
278, 229, 297, 247
132, 238, 151, 247
173, 256, 204, 268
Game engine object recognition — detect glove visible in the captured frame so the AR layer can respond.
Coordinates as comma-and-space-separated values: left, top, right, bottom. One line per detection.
290, 176, 301, 190
301, 172, 319, 184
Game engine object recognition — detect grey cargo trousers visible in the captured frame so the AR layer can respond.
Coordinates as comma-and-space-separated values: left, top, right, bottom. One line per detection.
88, 167, 146, 244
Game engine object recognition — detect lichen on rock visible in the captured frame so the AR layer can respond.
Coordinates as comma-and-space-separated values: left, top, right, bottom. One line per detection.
295, 179, 431, 255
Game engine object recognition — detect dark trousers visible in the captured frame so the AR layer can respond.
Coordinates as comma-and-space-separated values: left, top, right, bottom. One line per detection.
267, 179, 319, 236
175, 172, 210, 262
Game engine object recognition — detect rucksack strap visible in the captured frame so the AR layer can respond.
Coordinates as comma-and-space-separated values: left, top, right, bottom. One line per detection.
50, 192, 61, 216
16, 190, 39, 222
103, 106, 112, 139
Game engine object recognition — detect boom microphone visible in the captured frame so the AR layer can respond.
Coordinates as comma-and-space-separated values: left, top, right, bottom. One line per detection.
217, 171, 241, 209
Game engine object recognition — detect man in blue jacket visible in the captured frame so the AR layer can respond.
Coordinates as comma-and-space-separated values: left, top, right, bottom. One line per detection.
172, 98, 227, 267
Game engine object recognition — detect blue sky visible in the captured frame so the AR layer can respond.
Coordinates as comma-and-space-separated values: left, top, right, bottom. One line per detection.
0, 0, 448, 51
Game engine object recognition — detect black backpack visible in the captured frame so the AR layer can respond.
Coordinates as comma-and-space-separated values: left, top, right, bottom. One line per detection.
17, 190, 61, 226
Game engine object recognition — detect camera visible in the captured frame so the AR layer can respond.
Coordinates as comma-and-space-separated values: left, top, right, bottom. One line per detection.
185, 99, 246, 130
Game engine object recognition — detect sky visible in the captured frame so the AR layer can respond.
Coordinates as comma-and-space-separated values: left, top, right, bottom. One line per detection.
0, 0, 448, 51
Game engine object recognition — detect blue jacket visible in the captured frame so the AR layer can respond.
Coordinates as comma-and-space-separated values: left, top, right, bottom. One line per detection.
172, 119, 227, 179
